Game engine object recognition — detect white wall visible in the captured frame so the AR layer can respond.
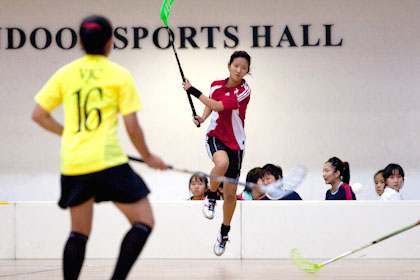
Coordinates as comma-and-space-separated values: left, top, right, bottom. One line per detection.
1, 201, 419, 259
1, 0, 420, 201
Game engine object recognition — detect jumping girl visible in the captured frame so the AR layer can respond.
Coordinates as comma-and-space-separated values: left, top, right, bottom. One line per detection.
182, 50, 251, 256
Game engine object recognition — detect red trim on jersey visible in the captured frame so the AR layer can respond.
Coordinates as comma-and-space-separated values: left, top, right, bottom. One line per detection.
206, 78, 251, 150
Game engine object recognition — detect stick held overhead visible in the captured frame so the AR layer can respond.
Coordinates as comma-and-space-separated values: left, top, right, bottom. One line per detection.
159, 0, 200, 127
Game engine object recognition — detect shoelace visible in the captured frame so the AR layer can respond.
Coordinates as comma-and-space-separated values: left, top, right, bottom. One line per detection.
219, 235, 229, 248
208, 199, 216, 211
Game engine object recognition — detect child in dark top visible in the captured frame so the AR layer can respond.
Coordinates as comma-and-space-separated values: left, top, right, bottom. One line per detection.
323, 157, 356, 200
238, 167, 265, 200
260, 164, 302, 200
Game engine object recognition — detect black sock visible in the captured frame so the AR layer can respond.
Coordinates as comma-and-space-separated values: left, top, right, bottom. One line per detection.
63, 232, 88, 280
221, 224, 230, 236
111, 223, 152, 280
207, 190, 217, 200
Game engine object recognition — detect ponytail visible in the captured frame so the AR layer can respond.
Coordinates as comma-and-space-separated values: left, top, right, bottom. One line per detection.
326, 157, 350, 184
342, 161, 350, 184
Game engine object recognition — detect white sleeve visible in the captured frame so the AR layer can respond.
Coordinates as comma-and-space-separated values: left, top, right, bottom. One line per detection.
381, 188, 402, 201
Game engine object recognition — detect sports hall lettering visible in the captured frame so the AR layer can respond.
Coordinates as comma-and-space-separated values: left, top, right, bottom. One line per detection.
0, 24, 342, 50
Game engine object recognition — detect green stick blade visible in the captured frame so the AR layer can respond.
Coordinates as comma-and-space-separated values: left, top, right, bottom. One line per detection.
160, 0, 175, 27
290, 248, 324, 273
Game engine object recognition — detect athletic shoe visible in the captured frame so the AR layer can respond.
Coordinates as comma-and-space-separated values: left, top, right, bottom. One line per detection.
213, 230, 229, 256
202, 197, 216, 220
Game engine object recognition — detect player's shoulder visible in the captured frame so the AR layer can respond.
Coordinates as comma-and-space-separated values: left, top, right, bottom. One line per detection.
55, 57, 83, 75
241, 79, 250, 87
209, 78, 227, 96
105, 59, 131, 76
211, 78, 227, 87
45, 58, 82, 83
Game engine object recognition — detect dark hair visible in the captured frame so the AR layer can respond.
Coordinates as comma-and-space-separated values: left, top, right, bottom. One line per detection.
229, 50, 251, 73
189, 173, 208, 187
326, 157, 350, 184
383, 163, 404, 181
244, 167, 262, 192
374, 169, 384, 180
261, 164, 282, 180
79, 15, 113, 55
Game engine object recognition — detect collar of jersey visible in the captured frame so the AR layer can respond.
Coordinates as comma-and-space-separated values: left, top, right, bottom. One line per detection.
84, 54, 106, 60
223, 77, 245, 91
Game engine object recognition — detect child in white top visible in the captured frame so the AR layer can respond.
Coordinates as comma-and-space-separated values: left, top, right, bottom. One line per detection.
374, 170, 385, 197
381, 164, 404, 201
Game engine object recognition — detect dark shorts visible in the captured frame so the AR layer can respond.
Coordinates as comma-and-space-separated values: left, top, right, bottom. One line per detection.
205, 136, 244, 180
59, 163, 149, 209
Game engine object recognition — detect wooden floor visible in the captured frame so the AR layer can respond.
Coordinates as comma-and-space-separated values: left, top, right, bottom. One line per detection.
0, 259, 419, 279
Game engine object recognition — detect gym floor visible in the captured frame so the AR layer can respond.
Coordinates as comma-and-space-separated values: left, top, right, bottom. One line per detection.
1, 259, 419, 279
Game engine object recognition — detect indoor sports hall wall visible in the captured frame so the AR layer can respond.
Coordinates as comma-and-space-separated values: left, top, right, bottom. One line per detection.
1, 0, 420, 201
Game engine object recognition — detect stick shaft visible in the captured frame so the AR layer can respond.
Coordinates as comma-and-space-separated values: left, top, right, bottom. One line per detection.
322, 220, 420, 266
168, 29, 185, 81
127, 155, 304, 199
128, 155, 253, 187
166, 28, 200, 127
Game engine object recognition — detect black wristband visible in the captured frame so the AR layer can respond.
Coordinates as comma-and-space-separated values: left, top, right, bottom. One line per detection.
187, 86, 202, 99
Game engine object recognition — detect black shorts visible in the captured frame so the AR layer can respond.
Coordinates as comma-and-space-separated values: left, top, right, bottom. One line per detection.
205, 136, 244, 180
59, 163, 149, 209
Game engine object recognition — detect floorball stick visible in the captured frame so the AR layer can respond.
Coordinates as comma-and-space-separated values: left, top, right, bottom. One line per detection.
160, 0, 200, 127
290, 219, 420, 273
128, 155, 307, 199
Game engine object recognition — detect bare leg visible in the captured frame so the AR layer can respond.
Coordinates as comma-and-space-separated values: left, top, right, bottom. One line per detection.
222, 182, 237, 226
69, 198, 94, 236
113, 197, 154, 228
209, 150, 229, 193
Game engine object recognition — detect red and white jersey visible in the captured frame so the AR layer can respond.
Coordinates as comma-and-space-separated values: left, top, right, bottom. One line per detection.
206, 78, 251, 150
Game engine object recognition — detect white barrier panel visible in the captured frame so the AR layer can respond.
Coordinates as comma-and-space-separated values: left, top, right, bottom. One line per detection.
141, 201, 241, 259
15, 201, 241, 259
9, 201, 420, 259
0, 203, 15, 259
241, 201, 420, 259
15, 202, 69, 259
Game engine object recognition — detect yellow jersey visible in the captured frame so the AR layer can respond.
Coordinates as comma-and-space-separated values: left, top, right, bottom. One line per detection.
35, 55, 141, 175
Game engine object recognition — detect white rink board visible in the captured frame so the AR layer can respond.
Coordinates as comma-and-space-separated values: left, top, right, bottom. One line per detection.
13, 201, 241, 259
5, 201, 420, 259
0, 204, 15, 259
241, 201, 420, 259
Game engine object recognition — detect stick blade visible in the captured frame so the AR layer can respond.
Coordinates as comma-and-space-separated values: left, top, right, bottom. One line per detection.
160, 0, 175, 26
290, 248, 323, 273
283, 164, 307, 190
261, 164, 307, 199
